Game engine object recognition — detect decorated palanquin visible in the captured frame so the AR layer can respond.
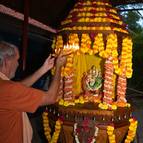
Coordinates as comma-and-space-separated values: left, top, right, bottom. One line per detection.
42, 0, 138, 143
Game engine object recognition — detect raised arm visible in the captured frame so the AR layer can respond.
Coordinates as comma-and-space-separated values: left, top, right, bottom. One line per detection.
20, 55, 55, 87
41, 54, 67, 105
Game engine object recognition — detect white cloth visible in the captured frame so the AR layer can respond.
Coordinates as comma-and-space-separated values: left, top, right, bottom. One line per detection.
0, 72, 33, 143
22, 112, 33, 143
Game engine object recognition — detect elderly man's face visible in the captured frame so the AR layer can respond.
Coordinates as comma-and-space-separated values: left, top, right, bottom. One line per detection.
8, 48, 19, 79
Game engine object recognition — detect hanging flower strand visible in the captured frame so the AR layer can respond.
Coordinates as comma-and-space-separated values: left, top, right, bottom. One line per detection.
42, 111, 63, 143
107, 118, 138, 143
74, 122, 99, 143
124, 118, 138, 143
107, 125, 116, 143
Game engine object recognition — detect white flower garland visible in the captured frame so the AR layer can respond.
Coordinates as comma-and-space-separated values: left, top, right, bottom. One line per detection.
74, 122, 99, 143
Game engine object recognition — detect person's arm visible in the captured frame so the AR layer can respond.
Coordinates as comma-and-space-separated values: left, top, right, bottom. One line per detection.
41, 54, 67, 105
20, 55, 54, 87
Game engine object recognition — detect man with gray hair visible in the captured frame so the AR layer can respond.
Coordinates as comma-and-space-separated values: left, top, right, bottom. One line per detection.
0, 41, 67, 143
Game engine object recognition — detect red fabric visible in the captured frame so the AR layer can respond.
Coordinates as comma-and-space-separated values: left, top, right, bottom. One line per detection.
0, 79, 46, 143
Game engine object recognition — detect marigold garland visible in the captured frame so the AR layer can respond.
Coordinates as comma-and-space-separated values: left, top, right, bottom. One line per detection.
116, 68, 127, 107
59, 96, 86, 107
102, 56, 114, 107
107, 118, 138, 143
107, 125, 116, 143
80, 34, 92, 54
47, 0, 136, 142
42, 111, 63, 143
124, 118, 138, 143
93, 33, 104, 54
55, 35, 63, 55
53, 33, 133, 78
51, 0, 133, 108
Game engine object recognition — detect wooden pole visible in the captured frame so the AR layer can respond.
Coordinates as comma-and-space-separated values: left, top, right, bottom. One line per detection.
22, 0, 29, 70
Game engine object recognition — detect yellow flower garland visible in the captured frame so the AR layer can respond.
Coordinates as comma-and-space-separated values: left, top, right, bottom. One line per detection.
59, 96, 86, 107
124, 118, 138, 143
107, 118, 138, 143
53, 33, 133, 78
107, 125, 116, 143
80, 34, 92, 54
42, 111, 63, 143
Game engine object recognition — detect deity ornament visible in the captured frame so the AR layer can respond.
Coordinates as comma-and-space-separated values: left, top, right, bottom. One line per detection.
82, 66, 102, 102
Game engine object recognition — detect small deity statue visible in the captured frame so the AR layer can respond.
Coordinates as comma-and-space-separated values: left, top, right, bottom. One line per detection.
82, 66, 102, 100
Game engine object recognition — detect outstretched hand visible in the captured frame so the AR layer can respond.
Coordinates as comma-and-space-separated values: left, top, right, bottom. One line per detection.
55, 52, 67, 68
41, 55, 55, 74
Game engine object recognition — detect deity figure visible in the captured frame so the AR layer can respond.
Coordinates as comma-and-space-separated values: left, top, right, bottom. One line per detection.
82, 66, 102, 102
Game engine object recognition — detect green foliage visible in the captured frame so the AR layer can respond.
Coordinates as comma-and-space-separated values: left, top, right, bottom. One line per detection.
129, 31, 143, 90
121, 11, 142, 33
119, 8, 143, 90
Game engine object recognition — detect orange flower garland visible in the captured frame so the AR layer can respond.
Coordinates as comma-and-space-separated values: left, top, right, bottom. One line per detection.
116, 68, 127, 107
99, 56, 115, 110
103, 58, 114, 104
63, 73, 74, 101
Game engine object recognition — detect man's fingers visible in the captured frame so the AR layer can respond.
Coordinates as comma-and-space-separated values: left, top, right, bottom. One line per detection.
61, 51, 73, 57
